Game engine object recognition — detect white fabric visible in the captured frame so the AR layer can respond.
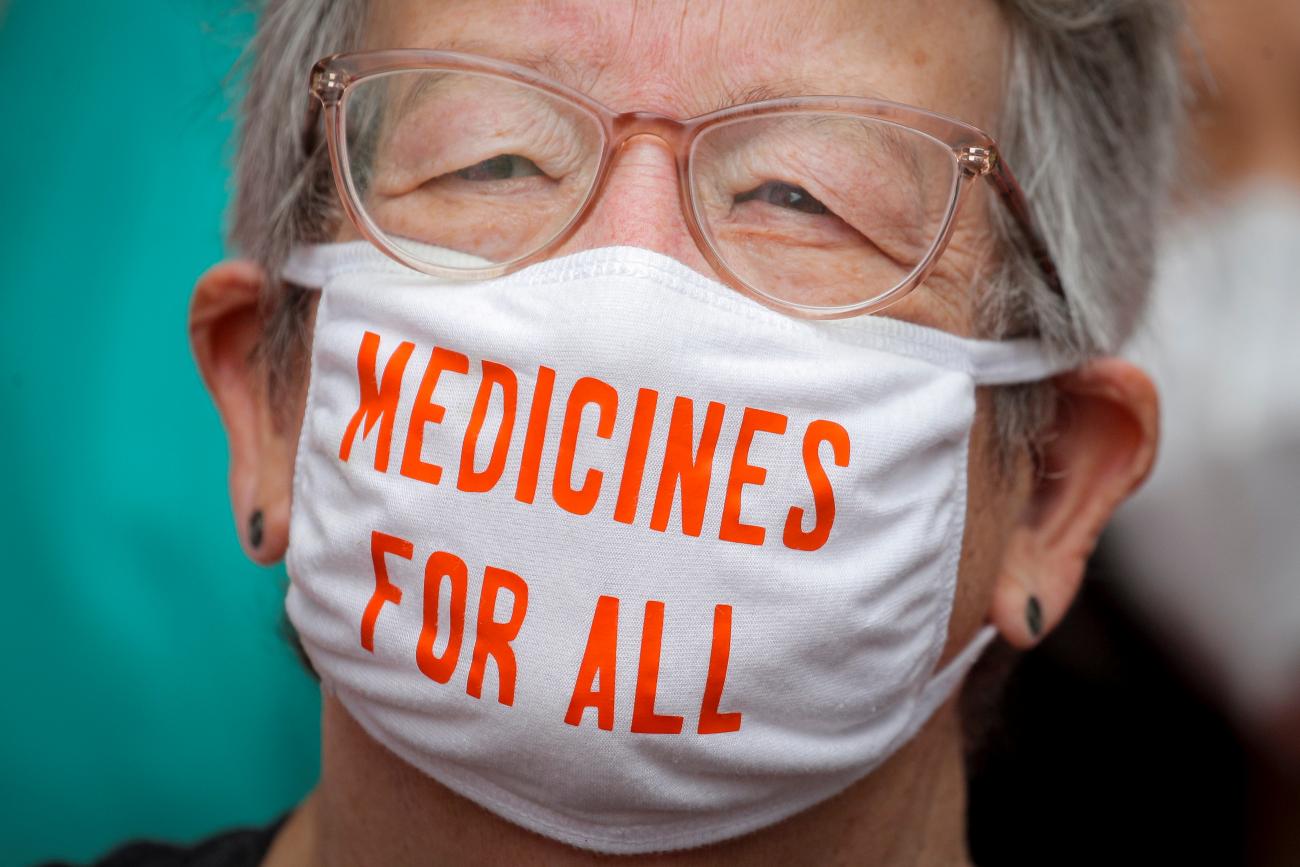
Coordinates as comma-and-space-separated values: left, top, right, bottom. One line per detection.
281, 242, 1068, 854
1113, 181, 1300, 727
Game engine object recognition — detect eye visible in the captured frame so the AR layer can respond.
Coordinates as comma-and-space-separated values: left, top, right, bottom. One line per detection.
734, 181, 829, 215
453, 154, 545, 182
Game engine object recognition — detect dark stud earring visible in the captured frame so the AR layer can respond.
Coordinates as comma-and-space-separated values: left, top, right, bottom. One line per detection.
1025, 594, 1043, 639
248, 509, 265, 549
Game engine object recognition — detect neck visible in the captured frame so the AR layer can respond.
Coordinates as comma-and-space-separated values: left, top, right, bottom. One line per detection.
266, 692, 973, 867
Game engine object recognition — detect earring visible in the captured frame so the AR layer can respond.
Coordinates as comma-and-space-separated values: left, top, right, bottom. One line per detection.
248, 509, 265, 549
1025, 594, 1043, 639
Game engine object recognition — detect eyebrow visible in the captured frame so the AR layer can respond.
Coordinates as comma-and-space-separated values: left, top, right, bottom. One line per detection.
710, 81, 819, 112
428, 37, 591, 93
426, 37, 889, 116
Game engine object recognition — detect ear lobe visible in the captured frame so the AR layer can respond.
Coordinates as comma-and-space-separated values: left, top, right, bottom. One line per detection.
991, 358, 1160, 648
189, 260, 290, 565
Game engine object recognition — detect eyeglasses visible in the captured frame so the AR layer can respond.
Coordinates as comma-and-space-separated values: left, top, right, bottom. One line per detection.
305, 50, 1062, 320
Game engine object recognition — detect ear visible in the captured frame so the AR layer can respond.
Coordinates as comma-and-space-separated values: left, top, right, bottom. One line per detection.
990, 358, 1159, 648
189, 260, 294, 565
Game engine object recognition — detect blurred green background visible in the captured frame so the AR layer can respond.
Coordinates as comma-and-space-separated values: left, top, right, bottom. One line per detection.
0, 2, 322, 864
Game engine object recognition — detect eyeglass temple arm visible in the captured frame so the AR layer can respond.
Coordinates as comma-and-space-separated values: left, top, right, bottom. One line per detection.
987, 156, 1066, 301
301, 91, 324, 157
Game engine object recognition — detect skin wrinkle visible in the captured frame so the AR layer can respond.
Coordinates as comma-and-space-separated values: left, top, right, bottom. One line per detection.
364, 83, 594, 259
696, 128, 947, 297
375, 1, 998, 127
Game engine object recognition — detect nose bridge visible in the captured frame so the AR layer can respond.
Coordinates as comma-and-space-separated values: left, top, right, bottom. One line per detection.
554, 110, 714, 274
610, 111, 691, 156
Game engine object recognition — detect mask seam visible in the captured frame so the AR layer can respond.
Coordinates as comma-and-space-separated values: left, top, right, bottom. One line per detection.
284, 288, 329, 663
902, 417, 972, 745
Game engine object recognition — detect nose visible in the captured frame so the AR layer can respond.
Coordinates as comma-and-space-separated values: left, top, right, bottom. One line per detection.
553, 135, 720, 278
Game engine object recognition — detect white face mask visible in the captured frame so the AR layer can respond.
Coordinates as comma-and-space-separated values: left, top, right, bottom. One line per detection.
281, 242, 1066, 855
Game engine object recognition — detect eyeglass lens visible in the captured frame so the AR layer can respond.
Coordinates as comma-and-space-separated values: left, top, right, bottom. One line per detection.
342, 69, 960, 310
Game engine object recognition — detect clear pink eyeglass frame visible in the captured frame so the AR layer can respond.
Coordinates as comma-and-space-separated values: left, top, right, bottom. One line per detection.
305, 49, 1064, 320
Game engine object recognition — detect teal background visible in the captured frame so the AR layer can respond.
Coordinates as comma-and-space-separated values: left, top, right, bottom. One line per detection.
0, 3, 322, 865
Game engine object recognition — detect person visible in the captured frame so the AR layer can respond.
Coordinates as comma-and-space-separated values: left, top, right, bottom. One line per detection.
1111, 0, 1300, 765
1102, 2, 1300, 859
95, 0, 1186, 864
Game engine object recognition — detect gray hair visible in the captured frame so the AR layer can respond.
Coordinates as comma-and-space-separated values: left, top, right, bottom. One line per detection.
982, 0, 1186, 454
230, 0, 1186, 450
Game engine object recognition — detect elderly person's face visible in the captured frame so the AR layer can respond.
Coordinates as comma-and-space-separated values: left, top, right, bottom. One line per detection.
190, 0, 1156, 858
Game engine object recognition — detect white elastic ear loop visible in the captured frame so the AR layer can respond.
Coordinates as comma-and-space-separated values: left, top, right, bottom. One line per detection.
960, 336, 1075, 386
281, 239, 491, 289
913, 623, 999, 724
282, 241, 363, 289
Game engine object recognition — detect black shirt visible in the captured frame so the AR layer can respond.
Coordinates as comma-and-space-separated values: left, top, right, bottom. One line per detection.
40, 812, 290, 867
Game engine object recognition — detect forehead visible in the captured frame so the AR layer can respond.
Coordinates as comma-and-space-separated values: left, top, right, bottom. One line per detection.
364, 0, 1008, 131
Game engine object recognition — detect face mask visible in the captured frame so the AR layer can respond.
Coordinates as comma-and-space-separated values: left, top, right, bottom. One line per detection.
281, 242, 1066, 855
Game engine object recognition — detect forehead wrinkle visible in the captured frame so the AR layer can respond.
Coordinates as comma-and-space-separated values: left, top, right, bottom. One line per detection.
379, 35, 594, 95
552, 0, 876, 112
368, 0, 1004, 126
387, 33, 819, 117
627, 1, 901, 115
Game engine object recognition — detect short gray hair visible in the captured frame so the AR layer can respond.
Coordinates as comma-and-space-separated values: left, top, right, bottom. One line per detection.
230, 0, 1186, 447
